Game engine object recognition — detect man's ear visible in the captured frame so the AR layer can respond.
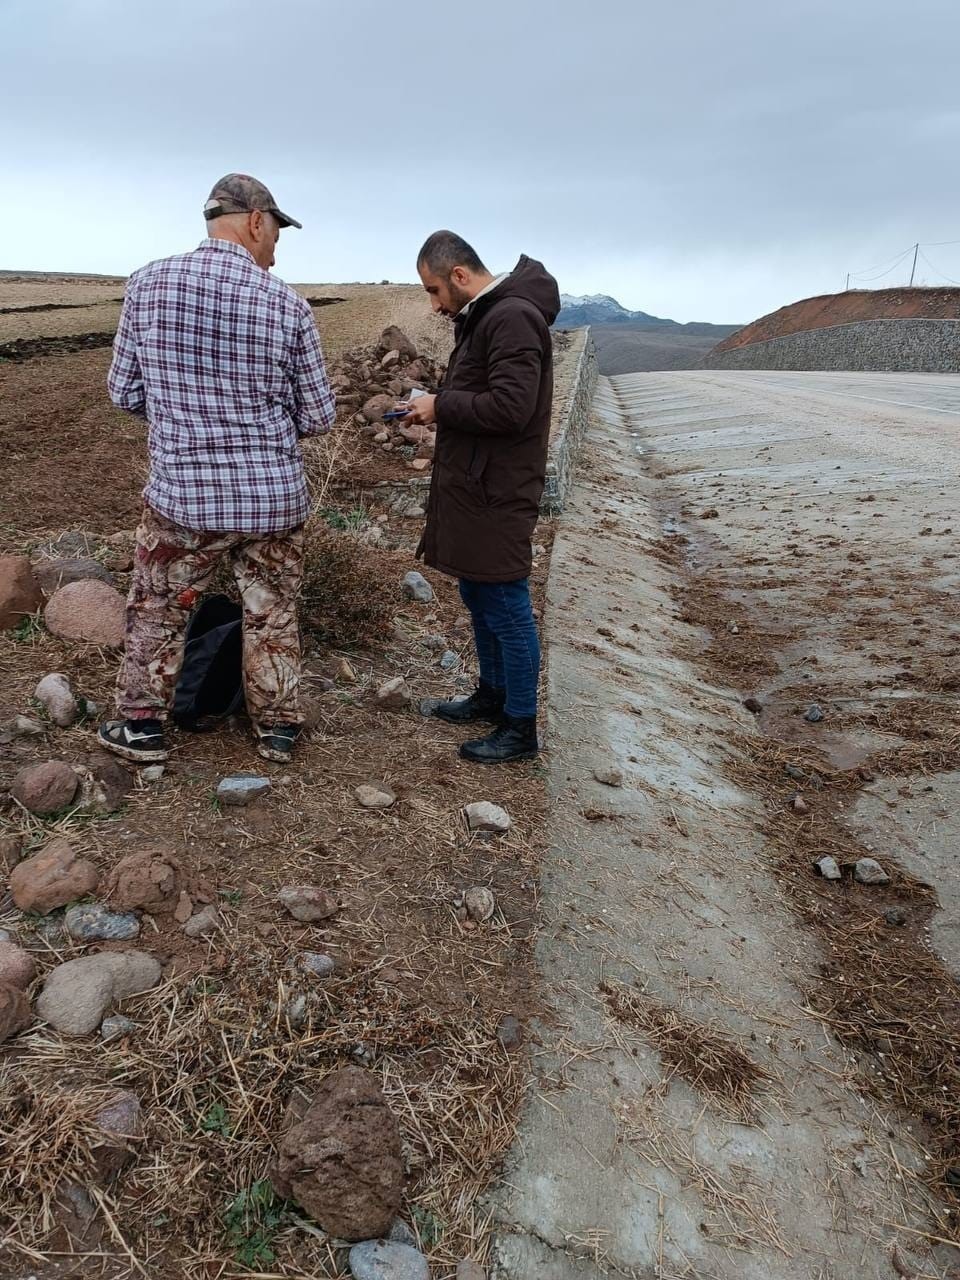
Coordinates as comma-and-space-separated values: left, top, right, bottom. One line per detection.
249, 210, 264, 239
451, 265, 470, 287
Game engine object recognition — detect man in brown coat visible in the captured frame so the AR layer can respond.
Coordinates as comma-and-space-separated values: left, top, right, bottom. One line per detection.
402, 231, 560, 763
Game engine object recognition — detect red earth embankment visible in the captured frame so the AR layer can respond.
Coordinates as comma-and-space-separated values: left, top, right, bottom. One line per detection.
715, 286, 960, 353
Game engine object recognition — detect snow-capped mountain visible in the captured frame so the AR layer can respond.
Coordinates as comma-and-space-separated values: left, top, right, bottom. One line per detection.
555, 293, 675, 328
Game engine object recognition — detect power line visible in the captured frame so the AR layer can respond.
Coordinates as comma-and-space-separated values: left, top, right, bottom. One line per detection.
849, 246, 915, 283
918, 248, 960, 287
848, 245, 915, 280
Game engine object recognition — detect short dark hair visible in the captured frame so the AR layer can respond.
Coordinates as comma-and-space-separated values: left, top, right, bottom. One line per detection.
417, 230, 486, 276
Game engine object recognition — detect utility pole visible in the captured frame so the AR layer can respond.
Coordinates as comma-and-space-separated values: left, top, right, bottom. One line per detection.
845, 273, 850, 291
909, 243, 919, 287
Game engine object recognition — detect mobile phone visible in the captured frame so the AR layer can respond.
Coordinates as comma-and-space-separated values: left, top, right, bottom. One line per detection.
382, 410, 409, 420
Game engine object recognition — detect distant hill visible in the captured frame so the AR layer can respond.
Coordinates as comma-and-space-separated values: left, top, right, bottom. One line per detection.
555, 292, 739, 372
556, 293, 673, 328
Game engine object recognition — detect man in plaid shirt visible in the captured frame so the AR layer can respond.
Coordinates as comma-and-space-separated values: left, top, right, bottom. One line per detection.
98, 173, 335, 765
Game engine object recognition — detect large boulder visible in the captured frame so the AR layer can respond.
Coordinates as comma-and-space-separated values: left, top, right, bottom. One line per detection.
44, 580, 126, 648
362, 394, 396, 424
35, 951, 162, 1035
272, 1066, 403, 1240
0, 555, 43, 629
10, 837, 99, 914
10, 760, 79, 816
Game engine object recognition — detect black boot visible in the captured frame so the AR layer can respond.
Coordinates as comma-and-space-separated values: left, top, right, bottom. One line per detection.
459, 715, 539, 764
433, 681, 505, 725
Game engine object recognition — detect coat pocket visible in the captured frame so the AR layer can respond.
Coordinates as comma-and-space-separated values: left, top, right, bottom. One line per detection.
465, 442, 491, 505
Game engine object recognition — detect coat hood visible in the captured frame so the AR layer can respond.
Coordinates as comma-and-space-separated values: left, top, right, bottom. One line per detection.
484, 255, 561, 326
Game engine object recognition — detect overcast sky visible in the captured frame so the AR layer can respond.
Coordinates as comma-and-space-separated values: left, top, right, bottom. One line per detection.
3, 0, 959, 323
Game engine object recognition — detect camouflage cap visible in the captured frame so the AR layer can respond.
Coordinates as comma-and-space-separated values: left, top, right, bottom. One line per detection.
203, 173, 302, 230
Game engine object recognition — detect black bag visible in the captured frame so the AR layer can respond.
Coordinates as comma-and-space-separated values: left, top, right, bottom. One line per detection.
172, 594, 244, 731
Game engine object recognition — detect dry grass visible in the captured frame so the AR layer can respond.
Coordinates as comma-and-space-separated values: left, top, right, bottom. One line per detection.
601, 980, 772, 1122
300, 523, 397, 650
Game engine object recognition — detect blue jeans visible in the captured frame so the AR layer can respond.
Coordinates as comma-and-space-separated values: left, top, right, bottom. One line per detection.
458, 578, 540, 719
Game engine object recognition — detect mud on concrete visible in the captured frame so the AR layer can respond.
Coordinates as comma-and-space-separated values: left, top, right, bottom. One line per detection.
490, 371, 960, 1279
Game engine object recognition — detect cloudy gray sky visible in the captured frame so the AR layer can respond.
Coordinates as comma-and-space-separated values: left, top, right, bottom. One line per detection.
3, 0, 959, 323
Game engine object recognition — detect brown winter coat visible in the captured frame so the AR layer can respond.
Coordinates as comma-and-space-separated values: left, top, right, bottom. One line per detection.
416, 255, 561, 583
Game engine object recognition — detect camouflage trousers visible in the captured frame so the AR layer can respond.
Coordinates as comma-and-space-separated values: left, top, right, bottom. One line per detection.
117, 506, 305, 728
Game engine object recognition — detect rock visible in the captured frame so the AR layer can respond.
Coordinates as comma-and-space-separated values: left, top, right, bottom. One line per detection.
410, 458, 431, 472
0, 982, 32, 1042
379, 326, 418, 360
299, 952, 336, 979
439, 650, 459, 670
279, 885, 340, 923
805, 704, 825, 723
65, 903, 140, 943
376, 677, 412, 711
726, 621, 740, 635
398, 423, 432, 445
464, 801, 512, 834
0, 713, 45, 741
419, 697, 442, 717
105, 849, 186, 915
0, 940, 36, 990
743, 697, 763, 714
388, 1219, 418, 1247
44, 580, 126, 648
141, 765, 164, 783
36, 951, 162, 1035
458, 1264, 486, 1280
373, 430, 390, 444
91, 1089, 143, 1177
792, 795, 809, 815
173, 891, 193, 924
593, 766, 624, 788
10, 838, 99, 913
362, 394, 396, 424
35, 673, 79, 727
884, 907, 908, 927
404, 505, 426, 519
217, 775, 271, 806
0, 554, 43, 629
183, 904, 219, 938
336, 657, 359, 684
855, 857, 890, 886
10, 759, 79, 816
348, 1240, 429, 1280
49, 1181, 103, 1250
381, 349, 402, 370
785, 764, 805, 781
0, 833, 22, 870
100, 1014, 138, 1041
34, 557, 115, 595
497, 1014, 523, 1052
78, 757, 133, 814
356, 784, 396, 809
273, 1065, 403, 1241
402, 571, 434, 604
815, 856, 842, 881
464, 886, 496, 923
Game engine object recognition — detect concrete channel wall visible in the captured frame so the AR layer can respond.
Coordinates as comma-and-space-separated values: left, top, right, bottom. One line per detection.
703, 317, 960, 372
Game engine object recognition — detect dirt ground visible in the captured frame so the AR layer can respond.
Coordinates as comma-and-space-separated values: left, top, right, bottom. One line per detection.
716, 285, 960, 352
0, 276, 558, 1278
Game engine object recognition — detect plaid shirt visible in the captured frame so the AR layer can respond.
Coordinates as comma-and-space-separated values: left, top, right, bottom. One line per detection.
108, 238, 335, 533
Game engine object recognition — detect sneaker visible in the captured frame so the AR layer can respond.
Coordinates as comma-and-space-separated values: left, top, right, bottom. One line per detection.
98, 719, 169, 763
256, 724, 300, 763
433, 682, 506, 725
459, 715, 539, 764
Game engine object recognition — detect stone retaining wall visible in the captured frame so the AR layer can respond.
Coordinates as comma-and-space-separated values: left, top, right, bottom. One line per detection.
542, 327, 598, 514
702, 317, 960, 372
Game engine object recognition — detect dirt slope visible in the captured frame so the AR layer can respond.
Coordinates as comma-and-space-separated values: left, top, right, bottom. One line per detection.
715, 286, 960, 352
